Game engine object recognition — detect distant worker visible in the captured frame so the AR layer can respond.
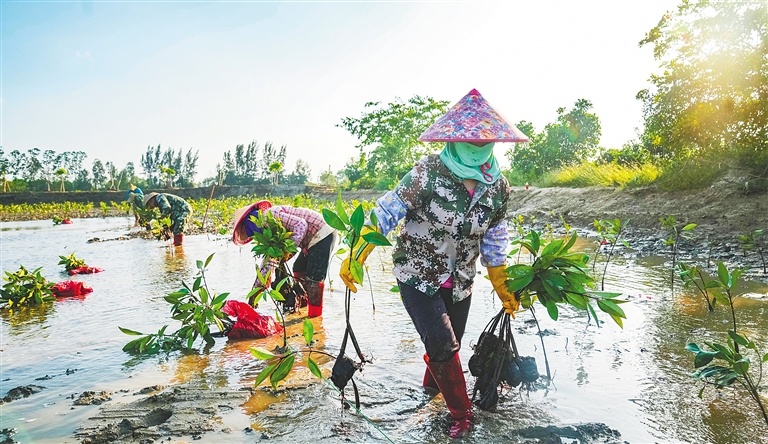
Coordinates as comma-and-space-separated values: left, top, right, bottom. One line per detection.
126, 183, 144, 227
232, 200, 336, 318
143, 192, 192, 246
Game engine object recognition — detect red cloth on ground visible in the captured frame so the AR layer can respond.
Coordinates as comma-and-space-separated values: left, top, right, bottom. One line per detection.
68, 266, 104, 275
222, 300, 283, 339
51, 280, 94, 297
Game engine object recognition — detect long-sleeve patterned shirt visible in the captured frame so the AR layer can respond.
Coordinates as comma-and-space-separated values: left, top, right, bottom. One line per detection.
375, 154, 510, 302
266, 205, 333, 251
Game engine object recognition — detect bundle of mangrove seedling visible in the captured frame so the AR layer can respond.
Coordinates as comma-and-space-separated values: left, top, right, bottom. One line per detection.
469, 308, 540, 411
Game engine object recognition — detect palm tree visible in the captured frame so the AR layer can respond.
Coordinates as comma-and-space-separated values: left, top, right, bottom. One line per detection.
268, 161, 283, 186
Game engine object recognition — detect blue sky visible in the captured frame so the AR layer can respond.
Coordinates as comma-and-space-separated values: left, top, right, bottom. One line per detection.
2, 0, 678, 182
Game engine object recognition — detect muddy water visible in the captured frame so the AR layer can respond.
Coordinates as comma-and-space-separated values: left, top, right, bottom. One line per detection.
1, 218, 767, 443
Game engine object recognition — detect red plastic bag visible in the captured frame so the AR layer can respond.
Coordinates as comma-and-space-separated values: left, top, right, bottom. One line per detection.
68, 266, 104, 275
222, 300, 283, 339
51, 280, 94, 297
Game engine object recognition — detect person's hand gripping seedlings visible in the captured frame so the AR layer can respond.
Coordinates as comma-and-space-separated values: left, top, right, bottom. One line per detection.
340, 226, 378, 293
487, 265, 520, 317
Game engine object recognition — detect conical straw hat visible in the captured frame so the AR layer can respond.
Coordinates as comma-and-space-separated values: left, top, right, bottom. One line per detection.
418, 89, 529, 143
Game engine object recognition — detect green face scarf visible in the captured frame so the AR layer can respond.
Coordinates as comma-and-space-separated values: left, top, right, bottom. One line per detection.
439, 142, 501, 184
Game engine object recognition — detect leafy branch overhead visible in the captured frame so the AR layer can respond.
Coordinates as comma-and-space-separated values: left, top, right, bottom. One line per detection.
506, 230, 627, 328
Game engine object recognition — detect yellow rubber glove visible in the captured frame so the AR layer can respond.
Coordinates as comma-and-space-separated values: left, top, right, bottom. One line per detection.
340, 226, 378, 293
487, 265, 520, 318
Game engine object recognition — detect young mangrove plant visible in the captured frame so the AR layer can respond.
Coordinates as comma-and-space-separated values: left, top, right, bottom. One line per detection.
507, 229, 627, 328
0, 265, 55, 309
592, 218, 629, 290
119, 254, 231, 354
470, 228, 627, 411
677, 263, 716, 312
321, 193, 391, 405
58, 253, 86, 273
685, 261, 768, 427
248, 318, 332, 390
660, 215, 697, 289
737, 228, 767, 274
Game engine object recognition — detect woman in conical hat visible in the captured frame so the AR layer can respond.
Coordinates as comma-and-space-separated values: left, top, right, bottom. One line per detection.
338, 89, 529, 438
231, 199, 336, 318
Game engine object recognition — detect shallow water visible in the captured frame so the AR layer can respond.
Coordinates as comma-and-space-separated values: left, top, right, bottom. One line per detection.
1, 217, 767, 443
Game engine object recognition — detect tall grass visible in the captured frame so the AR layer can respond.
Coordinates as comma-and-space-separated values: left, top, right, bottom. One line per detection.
540, 162, 661, 188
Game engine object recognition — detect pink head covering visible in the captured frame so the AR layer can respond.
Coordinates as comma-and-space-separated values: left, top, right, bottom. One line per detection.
231, 200, 273, 245
418, 89, 529, 143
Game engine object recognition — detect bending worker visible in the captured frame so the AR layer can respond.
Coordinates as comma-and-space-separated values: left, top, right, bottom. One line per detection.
232, 200, 335, 318
143, 192, 192, 246
340, 89, 528, 438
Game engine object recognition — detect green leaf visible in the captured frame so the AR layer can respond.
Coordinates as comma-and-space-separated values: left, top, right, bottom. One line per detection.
307, 357, 322, 379
350, 206, 365, 234
322, 208, 347, 231
717, 262, 729, 287
544, 300, 559, 321
390, 285, 400, 292
204, 253, 215, 268
254, 362, 277, 387
541, 239, 564, 257
335, 193, 350, 225
693, 350, 719, 368
249, 347, 275, 360
733, 359, 750, 375
685, 342, 703, 353
597, 299, 626, 319
762, 353, 768, 362
682, 223, 697, 231
363, 231, 391, 247
270, 354, 296, 388
350, 259, 364, 285
212, 292, 228, 306
609, 313, 624, 329
728, 330, 749, 347
196, 260, 204, 270
119, 326, 144, 336
303, 319, 314, 345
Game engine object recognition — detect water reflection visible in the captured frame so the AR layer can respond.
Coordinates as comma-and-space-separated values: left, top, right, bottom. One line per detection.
1, 218, 767, 443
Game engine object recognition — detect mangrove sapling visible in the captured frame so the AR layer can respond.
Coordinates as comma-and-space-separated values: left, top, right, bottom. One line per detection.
686, 261, 768, 427
248, 318, 335, 390
247, 266, 291, 350
677, 263, 715, 312
660, 215, 698, 289
0, 265, 55, 309
737, 229, 767, 274
470, 229, 627, 411
58, 252, 86, 273
592, 218, 629, 290
321, 193, 391, 403
507, 229, 627, 328
119, 254, 232, 354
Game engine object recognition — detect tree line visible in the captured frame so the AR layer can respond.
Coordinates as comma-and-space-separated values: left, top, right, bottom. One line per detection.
3, 2, 765, 194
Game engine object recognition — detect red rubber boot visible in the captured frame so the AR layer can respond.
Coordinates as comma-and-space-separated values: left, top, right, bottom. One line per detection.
422, 354, 439, 392
173, 233, 184, 246
306, 279, 324, 318
425, 353, 473, 439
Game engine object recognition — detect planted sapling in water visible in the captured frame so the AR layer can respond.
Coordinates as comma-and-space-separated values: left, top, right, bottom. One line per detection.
592, 218, 630, 290
660, 215, 697, 289
686, 261, 768, 427
737, 228, 767, 274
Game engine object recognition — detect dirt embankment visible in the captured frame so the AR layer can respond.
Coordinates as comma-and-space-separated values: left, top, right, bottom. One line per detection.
508, 183, 768, 282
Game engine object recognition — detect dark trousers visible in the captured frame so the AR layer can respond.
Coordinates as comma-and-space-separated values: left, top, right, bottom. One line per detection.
399, 280, 472, 363
292, 233, 335, 282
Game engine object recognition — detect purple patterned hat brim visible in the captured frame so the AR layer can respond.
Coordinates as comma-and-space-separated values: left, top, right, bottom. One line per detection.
418, 89, 530, 143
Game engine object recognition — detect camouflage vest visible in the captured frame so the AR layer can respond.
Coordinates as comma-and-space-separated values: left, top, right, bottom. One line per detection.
392, 154, 510, 301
